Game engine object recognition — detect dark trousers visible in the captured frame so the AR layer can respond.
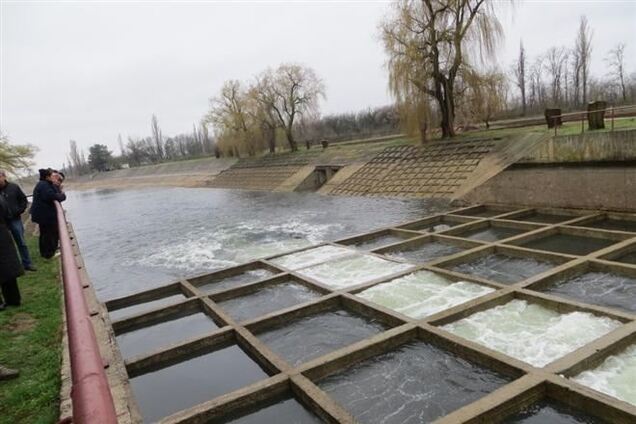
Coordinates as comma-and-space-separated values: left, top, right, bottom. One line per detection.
1, 278, 21, 306
39, 223, 59, 259
8, 218, 33, 268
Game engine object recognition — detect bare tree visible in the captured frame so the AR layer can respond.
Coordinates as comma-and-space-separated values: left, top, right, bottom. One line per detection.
151, 114, 164, 161
381, 0, 505, 139
575, 15, 593, 105
254, 64, 325, 152
514, 40, 527, 115
465, 69, 508, 128
546, 47, 568, 105
606, 42, 627, 102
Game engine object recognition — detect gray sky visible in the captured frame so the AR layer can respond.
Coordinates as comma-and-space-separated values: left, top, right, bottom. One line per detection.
1, 0, 635, 170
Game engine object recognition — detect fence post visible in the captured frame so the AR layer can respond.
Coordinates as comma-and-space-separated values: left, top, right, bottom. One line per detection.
611, 106, 615, 131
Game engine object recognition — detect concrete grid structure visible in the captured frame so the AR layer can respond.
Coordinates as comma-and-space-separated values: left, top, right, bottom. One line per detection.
102, 204, 636, 423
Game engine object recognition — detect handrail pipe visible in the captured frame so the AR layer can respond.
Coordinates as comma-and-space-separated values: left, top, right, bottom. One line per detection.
55, 201, 118, 424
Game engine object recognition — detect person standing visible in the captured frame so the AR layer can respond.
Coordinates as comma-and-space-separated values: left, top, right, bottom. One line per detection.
30, 168, 66, 259
0, 189, 23, 308
0, 170, 36, 271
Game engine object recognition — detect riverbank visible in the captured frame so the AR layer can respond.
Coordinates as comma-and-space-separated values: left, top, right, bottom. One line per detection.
0, 237, 62, 424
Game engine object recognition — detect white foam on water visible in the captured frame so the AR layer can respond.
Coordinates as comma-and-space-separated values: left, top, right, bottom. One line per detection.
357, 271, 495, 319
270, 245, 355, 270
441, 299, 622, 367
129, 219, 341, 273
297, 254, 414, 289
571, 344, 636, 406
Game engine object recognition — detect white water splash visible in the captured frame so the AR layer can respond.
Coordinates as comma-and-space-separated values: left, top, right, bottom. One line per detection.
571, 344, 636, 406
357, 271, 495, 319
442, 299, 622, 367
297, 254, 414, 289
129, 219, 344, 273
270, 245, 355, 270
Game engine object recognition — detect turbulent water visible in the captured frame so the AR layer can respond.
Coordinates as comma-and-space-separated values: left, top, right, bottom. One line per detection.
64, 188, 447, 300
571, 343, 636, 406
296, 254, 414, 289
441, 299, 622, 367
270, 245, 355, 270
357, 271, 495, 319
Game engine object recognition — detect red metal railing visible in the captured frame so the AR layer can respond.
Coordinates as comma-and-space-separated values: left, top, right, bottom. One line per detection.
55, 201, 118, 424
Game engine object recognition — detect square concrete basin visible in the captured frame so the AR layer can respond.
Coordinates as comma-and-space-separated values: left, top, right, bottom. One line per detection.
318, 341, 511, 423
116, 312, 219, 359
216, 281, 322, 323
109, 293, 186, 321
356, 271, 495, 319
504, 400, 604, 423
518, 234, 616, 256
197, 268, 277, 294
269, 245, 353, 270
130, 344, 270, 422
541, 271, 636, 314
218, 396, 321, 423
441, 299, 622, 367
448, 253, 556, 285
256, 309, 389, 366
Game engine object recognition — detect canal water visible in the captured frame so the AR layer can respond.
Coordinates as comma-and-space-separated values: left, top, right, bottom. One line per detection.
64, 188, 448, 301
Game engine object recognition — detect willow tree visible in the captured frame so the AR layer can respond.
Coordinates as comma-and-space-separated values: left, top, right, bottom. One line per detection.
254, 64, 325, 152
381, 0, 504, 139
0, 130, 36, 176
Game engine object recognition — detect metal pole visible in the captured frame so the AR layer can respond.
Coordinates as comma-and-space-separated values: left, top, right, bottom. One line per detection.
55, 201, 118, 424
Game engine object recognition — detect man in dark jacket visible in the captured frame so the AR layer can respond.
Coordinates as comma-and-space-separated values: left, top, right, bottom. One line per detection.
0, 170, 35, 271
30, 168, 66, 259
0, 192, 23, 307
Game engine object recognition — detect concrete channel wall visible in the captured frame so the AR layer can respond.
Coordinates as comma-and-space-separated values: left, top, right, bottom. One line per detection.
465, 130, 636, 212
520, 129, 636, 163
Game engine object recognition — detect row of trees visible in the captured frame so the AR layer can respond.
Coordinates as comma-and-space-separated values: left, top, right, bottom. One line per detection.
206, 63, 325, 156
65, 115, 215, 176
512, 17, 632, 116
381, 1, 634, 142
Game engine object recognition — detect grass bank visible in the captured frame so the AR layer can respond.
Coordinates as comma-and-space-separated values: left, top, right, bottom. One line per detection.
0, 236, 62, 424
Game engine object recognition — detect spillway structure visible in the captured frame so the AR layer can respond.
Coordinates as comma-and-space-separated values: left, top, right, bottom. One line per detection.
102, 205, 636, 423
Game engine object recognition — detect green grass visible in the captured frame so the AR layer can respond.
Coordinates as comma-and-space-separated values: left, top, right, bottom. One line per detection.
0, 236, 62, 424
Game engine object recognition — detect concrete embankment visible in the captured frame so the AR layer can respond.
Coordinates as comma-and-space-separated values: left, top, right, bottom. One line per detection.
464, 129, 636, 212
67, 157, 236, 190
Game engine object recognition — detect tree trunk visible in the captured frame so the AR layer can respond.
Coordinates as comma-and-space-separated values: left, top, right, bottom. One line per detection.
267, 126, 276, 153
285, 128, 297, 152
437, 79, 456, 139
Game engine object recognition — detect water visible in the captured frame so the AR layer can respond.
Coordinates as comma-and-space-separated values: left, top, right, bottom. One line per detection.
385, 241, 463, 263
353, 234, 409, 251
450, 254, 555, 284
196, 269, 276, 294
216, 281, 322, 322
579, 218, 636, 233
542, 272, 636, 313
612, 250, 636, 265
571, 343, 636, 406
130, 344, 269, 422
441, 299, 622, 367
520, 234, 616, 256
109, 293, 186, 321
64, 188, 446, 300
296, 255, 413, 290
318, 341, 511, 424
509, 212, 574, 224
116, 312, 219, 359
256, 309, 388, 366
220, 396, 321, 423
457, 226, 526, 242
357, 271, 495, 319
504, 401, 602, 423
269, 245, 354, 270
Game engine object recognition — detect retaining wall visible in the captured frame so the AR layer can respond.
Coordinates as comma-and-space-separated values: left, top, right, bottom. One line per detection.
463, 165, 636, 212
520, 129, 636, 163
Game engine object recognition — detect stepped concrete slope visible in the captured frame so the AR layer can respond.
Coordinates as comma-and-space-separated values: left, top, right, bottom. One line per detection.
68, 157, 236, 190
328, 133, 549, 199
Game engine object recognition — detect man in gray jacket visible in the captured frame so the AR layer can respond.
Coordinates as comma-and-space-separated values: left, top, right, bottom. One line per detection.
0, 170, 35, 271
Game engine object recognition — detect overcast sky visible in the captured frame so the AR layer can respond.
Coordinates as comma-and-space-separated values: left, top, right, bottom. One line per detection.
1, 0, 635, 170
